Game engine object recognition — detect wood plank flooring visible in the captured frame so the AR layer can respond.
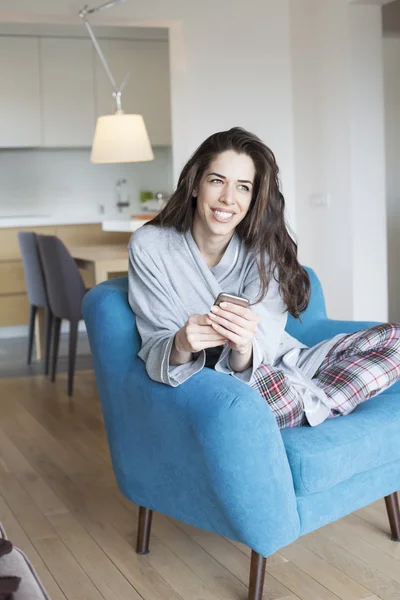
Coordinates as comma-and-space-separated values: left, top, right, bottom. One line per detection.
0, 370, 399, 600
0, 332, 92, 378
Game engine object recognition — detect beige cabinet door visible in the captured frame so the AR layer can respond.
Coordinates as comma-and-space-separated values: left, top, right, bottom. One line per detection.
0, 36, 41, 147
94, 39, 171, 146
40, 37, 96, 147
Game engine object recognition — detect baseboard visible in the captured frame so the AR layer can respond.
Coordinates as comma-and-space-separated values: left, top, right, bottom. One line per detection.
0, 321, 87, 340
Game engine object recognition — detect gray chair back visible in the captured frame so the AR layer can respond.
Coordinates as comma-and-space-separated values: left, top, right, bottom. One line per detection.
18, 231, 49, 308
37, 235, 86, 322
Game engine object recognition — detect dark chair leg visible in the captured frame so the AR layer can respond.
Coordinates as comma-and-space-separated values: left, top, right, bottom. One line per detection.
248, 550, 267, 600
27, 305, 37, 365
44, 309, 53, 376
67, 320, 79, 397
50, 317, 61, 383
136, 507, 153, 555
385, 492, 400, 541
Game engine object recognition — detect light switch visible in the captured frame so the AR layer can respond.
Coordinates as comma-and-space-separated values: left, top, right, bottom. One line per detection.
309, 193, 331, 208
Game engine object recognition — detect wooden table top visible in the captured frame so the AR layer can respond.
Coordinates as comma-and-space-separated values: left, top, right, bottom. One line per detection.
69, 245, 128, 262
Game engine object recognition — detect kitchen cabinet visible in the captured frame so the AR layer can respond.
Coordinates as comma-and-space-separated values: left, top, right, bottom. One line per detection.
0, 34, 171, 149
0, 36, 41, 147
40, 37, 96, 147
94, 39, 171, 146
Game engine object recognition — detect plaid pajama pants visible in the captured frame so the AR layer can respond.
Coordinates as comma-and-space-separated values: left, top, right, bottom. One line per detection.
250, 323, 400, 429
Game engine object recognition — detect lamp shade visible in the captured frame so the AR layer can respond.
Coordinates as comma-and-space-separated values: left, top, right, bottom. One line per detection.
90, 112, 154, 163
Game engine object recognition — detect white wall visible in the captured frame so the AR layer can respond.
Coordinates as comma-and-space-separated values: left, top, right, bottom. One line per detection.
349, 5, 387, 321
0, 0, 389, 322
290, 0, 353, 319
169, 1, 296, 230
383, 36, 400, 322
290, 0, 387, 321
0, 147, 172, 219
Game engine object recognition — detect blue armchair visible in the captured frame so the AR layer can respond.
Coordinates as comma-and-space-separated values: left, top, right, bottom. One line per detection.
82, 267, 400, 600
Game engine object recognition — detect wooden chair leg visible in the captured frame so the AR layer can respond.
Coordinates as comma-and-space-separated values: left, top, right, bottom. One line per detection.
27, 305, 37, 365
248, 550, 267, 600
50, 317, 61, 383
385, 492, 400, 541
136, 507, 153, 555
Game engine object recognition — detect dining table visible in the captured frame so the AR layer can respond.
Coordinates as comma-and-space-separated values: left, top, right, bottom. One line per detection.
70, 244, 129, 285
35, 244, 129, 360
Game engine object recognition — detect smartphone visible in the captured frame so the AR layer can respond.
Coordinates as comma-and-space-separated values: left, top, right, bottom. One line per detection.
214, 292, 249, 309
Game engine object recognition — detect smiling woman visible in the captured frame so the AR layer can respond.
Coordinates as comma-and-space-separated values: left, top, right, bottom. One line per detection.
191, 151, 255, 264
148, 127, 307, 315
127, 127, 400, 431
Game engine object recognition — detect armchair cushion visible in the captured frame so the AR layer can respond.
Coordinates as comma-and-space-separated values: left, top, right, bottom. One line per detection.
281, 389, 400, 495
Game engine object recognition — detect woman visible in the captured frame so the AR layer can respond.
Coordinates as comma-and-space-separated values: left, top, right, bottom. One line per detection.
128, 127, 400, 428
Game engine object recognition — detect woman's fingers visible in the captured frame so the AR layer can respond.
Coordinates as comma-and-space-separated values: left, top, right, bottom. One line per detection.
187, 324, 223, 337
186, 323, 225, 349
195, 333, 226, 340
190, 314, 214, 326
209, 312, 241, 335
210, 322, 243, 346
184, 313, 254, 353
210, 304, 259, 332
212, 302, 259, 322
209, 313, 257, 339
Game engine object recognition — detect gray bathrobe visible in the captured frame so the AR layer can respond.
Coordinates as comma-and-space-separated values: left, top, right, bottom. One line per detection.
128, 224, 346, 426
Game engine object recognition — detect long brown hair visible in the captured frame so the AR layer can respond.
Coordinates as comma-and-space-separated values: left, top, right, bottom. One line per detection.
149, 127, 310, 319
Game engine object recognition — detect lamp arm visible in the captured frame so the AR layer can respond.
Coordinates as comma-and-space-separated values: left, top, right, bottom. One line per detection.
80, 15, 119, 93
119, 71, 131, 94
86, 0, 126, 13
79, 1, 130, 108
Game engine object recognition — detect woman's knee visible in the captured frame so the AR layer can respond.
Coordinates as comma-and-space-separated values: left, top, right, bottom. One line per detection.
381, 322, 400, 348
353, 323, 400, 353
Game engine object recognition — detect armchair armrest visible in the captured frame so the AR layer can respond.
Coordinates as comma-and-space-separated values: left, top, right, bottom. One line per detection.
102, 363, 300, 557
296, 318, 381, 347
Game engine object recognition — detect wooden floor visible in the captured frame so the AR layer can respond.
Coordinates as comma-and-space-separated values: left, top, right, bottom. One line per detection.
0, 332, 92, 378
0, 371, 399, 600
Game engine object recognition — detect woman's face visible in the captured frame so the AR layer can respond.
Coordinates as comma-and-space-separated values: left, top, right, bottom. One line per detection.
193, 150, 256, 240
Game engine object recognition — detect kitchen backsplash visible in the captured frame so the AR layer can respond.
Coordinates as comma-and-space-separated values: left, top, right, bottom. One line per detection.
0, 146, 173, 219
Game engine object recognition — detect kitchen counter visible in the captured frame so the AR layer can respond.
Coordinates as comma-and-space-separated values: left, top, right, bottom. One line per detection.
102, 218, 153, 232
0, 214, 155, 231
0, 214, 104, 228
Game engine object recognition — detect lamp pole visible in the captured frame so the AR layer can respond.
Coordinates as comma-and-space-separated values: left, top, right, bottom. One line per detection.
79, 0, 130, 112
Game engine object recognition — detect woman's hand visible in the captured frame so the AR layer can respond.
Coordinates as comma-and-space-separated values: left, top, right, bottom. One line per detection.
170, 314, 227, 366
208, 301, 260, 354
176, 314, 227, 353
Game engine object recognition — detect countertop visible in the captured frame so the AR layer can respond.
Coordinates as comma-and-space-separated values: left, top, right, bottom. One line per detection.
0, 214, 153, 230
102, 219, 152, 232
0, 214, 104, 228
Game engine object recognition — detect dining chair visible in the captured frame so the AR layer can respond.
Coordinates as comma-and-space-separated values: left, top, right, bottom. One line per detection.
37, 235, 88, 396
17, 231, 53, 375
